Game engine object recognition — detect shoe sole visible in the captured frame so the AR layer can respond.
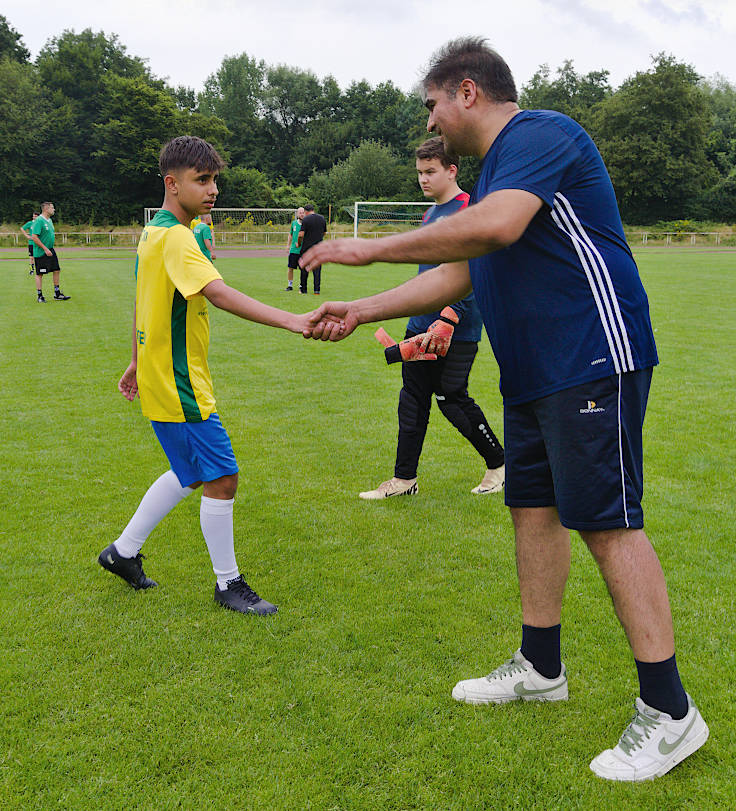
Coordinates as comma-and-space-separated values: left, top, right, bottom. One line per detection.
471, 485, 504, 494
452, 687, 568, 705
359, 483, 418, 500
590, 718, 709, 781
214, 598, 277, 616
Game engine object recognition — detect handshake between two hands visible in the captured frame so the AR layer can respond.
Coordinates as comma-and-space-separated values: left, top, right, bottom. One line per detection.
302, 304, 458, 364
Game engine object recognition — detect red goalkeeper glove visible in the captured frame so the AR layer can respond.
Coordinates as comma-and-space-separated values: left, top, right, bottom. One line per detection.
417, 306, 459, 356
374, 327, 438, 364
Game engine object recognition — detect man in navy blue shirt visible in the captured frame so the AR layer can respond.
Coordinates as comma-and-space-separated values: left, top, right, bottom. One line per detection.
301, 38, 707, 781
360, 137, 505, 500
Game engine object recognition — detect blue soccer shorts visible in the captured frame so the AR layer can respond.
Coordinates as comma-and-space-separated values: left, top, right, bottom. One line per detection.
151, 412, 239, 488
503, 369, 653, 531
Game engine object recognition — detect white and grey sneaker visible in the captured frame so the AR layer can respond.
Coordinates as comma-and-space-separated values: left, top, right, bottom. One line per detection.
359, 477, 418, 500
452, 649, 568, 705
471, 464, 505, 494
590, 694, 708, 781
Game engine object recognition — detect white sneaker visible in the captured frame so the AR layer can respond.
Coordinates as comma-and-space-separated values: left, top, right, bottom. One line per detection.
359, 477, 418, 500
590, 695, 709, 781
452, 649, 568, 705
471, 464, 505, 494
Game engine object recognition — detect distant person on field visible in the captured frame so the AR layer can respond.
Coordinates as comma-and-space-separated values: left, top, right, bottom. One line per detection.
360, 137, 505, 500
285, 206, 305, 291
98, 135, 321, 616
30, 202, 70, 302
193, 212, 216, 261
20, 212, 39, 275
298, 204, 326, 294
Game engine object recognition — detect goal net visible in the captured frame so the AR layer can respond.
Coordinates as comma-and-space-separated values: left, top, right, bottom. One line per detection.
142, 207, 297, 246
353, 201, 434, 238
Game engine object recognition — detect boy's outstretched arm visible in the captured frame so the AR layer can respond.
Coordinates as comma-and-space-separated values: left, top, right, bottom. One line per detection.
309, 260, 472, 342
202, 279, 320, 336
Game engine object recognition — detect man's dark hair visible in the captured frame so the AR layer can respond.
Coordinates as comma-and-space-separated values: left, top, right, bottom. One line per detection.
159, 136, 225, 176
415, 136, 459, 169
422, 37, 517, 103
304, 204, 315, 212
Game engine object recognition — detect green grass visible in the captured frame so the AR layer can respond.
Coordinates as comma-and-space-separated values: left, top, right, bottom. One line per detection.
0, 249, 734, 809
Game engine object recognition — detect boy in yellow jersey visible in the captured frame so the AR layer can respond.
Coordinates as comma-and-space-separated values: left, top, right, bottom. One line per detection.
99, 135, 317, 615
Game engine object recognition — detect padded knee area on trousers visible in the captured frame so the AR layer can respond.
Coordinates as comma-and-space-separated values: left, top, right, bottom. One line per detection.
398, 387, 429, 433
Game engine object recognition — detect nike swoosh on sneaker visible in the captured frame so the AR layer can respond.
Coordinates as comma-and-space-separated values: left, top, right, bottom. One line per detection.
106, 553, 115, 565
658, 713, 696, 754
513, 681, 562, 696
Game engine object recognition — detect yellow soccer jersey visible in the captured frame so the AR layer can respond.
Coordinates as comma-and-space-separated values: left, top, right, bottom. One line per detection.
135, 209, 222, 422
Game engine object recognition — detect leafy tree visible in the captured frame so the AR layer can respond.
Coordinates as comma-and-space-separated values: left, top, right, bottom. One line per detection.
198, 53, 265, 167
593, 54, 718, 222
91, 74, 179, 219
700, 75, 736, 176
0, 58, 75, 221
689, 170, 736, 221
520, 60, 611, 128
37, 29, 152, 125
306, 140, 413, 212
217, 166, 274, 207
261, 64, 326, 182
0, 15, 29, 62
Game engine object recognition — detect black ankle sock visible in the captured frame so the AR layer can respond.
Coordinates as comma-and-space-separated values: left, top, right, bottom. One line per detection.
520, 624, 562, 679
635, 654, 688, 719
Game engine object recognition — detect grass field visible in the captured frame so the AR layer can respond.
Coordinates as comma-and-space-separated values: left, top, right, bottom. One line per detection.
1, 248, 734, 809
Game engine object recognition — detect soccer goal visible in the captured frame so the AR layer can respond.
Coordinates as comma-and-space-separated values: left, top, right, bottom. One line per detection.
353, 201, 435, 238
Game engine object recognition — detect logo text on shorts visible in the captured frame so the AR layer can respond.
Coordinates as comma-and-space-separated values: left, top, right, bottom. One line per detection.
579, 400, 605, 414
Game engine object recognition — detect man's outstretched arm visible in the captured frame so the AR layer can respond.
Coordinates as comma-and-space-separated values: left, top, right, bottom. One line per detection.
309, 260, 472, 341
300, 189, 542, 271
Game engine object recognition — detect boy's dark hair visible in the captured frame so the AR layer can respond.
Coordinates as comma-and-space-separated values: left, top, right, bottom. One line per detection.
41, 202, 53, 210
159, 136, 225, 176
33, 211, 39, 216
304, 204, 315, 212
422, 37, 517, 103
415, 136, 459, 169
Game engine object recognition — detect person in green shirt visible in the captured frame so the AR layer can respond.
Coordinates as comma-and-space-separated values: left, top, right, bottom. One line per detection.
192, 213, 216, 261
285, 206, 305, 291
20, 212, 39, 275
30, 201, 70, 302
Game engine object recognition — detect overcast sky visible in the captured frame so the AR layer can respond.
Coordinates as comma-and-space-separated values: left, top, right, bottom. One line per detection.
6, 1, 735, 94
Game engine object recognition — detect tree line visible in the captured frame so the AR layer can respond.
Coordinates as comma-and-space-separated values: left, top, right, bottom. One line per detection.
1, 16, 735, 225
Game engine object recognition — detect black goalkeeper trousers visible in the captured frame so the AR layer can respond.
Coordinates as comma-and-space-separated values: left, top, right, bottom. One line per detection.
394, 332, 505, 480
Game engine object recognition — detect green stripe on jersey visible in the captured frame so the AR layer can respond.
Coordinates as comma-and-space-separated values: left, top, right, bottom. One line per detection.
170, 289, 202, 422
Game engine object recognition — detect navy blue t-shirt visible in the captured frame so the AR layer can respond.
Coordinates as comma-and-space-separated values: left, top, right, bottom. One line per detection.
468, 110, 658, 404
407, 192, 483, 342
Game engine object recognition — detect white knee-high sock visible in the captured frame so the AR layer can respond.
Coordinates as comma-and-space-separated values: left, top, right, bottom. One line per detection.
114, 470, 194, 558
200, 496, 239, 589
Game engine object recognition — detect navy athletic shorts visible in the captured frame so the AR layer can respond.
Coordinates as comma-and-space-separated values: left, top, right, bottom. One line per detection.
151, 412, 239, 488
503, 369, 653, 531
287, 251, 301, 269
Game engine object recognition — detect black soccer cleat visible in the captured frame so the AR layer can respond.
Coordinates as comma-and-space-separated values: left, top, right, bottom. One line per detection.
98, 543, 157, 590
37, 294, 46, 303
54, 290, 71, 300
214, 575, 277, 616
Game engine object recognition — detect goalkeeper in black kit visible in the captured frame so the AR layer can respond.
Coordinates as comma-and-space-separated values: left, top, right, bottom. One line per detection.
359, 137, 505, 499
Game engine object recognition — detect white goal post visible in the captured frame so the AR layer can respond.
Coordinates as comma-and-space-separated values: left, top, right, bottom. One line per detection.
353, 201, 435, 238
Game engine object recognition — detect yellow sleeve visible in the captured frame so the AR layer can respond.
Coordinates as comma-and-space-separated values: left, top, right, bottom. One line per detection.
164, 225, 222, 299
